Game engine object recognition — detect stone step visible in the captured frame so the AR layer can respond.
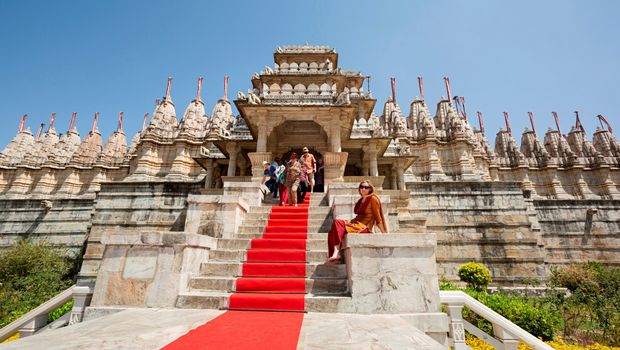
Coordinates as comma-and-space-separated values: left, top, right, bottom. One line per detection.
238, 225, 327, 235
176, 292, 352, 312
200, 261, 347, 279
217, 238, 327, 250
188, 276, 348, 294
241, 218, 329, 227
237, 233, 328, 240
209, 249, 328, 263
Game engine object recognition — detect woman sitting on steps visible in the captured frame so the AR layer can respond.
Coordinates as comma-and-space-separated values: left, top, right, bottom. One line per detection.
326, 180, 387, 263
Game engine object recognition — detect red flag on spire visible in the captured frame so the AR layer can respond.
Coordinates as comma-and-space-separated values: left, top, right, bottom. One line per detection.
118, 112, 124, 132
92, 112, 99, 133
598, 114, 613, 133
417, 76, 425, 103
443, 77, 452, 101
69, 112, 77, 131
390, 77, 396, 103
142, 112, 150, 131
477, 111, 484, 134
196, 77, 203, 102
459, 96, 467, 120
574, 111, 584, 132
36, 123, 45, 140
528, 112, 537, 136
223, 76, 229, 101
49, 112, 56, 131
165, 77, 172, 102
18, 114, 27, 133
552, 111, 561, 133
503, 111, 511, 134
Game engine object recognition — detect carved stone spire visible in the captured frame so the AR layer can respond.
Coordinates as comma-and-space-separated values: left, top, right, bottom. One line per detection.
144, 78, 177, 139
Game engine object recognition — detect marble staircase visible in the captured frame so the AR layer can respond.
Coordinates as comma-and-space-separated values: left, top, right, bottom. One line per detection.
176, 192, 353, 311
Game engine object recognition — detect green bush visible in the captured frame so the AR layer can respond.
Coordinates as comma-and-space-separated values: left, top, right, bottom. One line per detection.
0, 241, 78, 328
465, 289, 560, 341
548, 262, 620, 346
458, 262, 492, 292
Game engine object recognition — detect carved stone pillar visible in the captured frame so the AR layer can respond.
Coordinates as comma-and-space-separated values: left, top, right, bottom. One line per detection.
393, 159, 406, 190
204, 159, 214, 189
248, 152, 273, 179
237, 157, 247, 176
323, 151, 348, 185
256, 117, 268, 152
361, 160, 369, 177
390, 167, 398, 190
330, 119, 342, 152
226, 143, 239, 177
364, 145, 379, 177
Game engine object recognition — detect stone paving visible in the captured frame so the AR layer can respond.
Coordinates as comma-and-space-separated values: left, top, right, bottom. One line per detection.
1, 309, 443, 349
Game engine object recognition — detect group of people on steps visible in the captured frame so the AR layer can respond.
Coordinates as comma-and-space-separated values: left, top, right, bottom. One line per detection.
262, 146, 320, 207
261, 147, 388, 264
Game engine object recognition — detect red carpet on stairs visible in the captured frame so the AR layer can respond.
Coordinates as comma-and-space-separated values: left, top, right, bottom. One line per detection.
163, 193, 312, 349
161, 310, 304, 350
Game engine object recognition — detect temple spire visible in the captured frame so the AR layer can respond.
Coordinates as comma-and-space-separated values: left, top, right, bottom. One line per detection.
503, 111, 511, 134
69, 112, 77, 131
552, 111, 561, 133
390, 77, 396, 103
35, 123, 45, 140
417, 76, 425, 103
196, 77, 203, 103
528, 112, 537, 136
118, 112, 124, 132
92, 112, 99, 133
156, 98, 161, 106
142, 112, 149, 131
49, 112, 56, 131
443, 77, 452, 101
18, 114, 27, 133
477, 111, 484, 134
223, 76, 229, 101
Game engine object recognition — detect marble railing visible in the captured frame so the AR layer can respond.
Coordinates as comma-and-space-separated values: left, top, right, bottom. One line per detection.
440, 290, 553, 350
0, 285, 92, 342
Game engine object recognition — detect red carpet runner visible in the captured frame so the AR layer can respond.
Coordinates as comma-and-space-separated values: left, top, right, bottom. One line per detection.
162, 194, 311, 349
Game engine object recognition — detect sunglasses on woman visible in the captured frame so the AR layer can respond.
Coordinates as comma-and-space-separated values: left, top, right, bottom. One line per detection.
359, 185, 371, 190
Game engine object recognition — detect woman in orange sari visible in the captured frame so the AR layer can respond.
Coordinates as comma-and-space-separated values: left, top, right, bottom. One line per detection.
327, 180, 387, 263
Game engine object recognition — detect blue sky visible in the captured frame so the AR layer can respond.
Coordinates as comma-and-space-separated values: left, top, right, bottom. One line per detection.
0, 0, 618, 148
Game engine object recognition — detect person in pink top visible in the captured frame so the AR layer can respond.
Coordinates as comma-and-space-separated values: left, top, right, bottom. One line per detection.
300, 147, 317, 193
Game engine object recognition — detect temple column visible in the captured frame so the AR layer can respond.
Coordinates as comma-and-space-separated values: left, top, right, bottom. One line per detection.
394, 160, 406, 190
330, 119, 342, 152
204, 159, 214, 188
256, 117, 268, 152
361, 159, 370, 177
237, 156, 247, 176
364, 145, 379, 177
390, 167, 398, 190
226, 143, 239, 176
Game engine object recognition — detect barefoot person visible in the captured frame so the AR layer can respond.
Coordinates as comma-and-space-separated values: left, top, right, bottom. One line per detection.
300, 147, 316, 193
326, 180, 387, 263
284, 152, 302, 207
